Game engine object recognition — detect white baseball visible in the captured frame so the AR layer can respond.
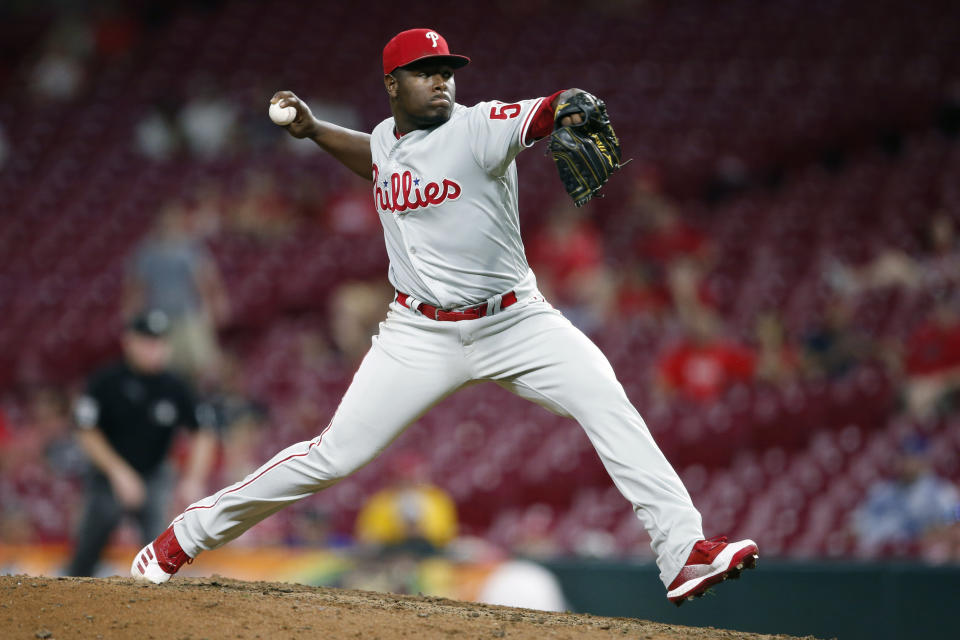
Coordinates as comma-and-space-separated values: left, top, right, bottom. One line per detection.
269, 101, 297, 126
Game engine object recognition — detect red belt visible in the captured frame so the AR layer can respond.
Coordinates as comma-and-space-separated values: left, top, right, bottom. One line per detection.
396, 291, 518, 321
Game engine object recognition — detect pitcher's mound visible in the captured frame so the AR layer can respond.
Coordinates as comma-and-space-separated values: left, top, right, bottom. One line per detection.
0, 575, 823, 639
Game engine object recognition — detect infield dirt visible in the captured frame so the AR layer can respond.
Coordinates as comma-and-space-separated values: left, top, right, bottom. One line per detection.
0, 575, 825, 640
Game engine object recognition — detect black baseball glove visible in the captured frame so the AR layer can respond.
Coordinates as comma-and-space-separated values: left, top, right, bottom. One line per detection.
548, 91, 623, 207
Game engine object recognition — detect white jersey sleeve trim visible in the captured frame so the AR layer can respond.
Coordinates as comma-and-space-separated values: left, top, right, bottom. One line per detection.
519, 97, 547, 149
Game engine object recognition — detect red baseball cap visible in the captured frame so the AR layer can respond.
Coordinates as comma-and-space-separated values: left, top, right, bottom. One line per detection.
382, 28, 470, 75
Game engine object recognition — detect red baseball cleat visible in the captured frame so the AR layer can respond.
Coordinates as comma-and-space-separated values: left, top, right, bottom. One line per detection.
667, 536, 758, 606
130, 525, 193, 584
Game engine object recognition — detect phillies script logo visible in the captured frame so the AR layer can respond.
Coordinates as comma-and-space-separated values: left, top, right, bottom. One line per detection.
372, 164, 461, 213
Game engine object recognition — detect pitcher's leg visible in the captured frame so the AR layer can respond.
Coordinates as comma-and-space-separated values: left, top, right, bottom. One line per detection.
173, 313, 469, 558
483, 307, 703, 586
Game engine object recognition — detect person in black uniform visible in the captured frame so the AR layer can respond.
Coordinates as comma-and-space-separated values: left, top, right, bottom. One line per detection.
65, 309, 217, 576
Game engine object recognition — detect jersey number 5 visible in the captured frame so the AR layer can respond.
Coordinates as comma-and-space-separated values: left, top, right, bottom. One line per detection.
489, 103, 521, 120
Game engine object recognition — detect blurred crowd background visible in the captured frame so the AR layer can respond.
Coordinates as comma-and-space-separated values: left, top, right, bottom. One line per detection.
2, 0, 960, 615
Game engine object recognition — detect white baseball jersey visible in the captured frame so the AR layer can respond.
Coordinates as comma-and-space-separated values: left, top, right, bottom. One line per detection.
370, 97, 548, 308
167, 92, 709, 592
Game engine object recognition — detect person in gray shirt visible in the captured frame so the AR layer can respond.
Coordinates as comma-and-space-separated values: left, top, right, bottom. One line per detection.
125, 202, 230, 382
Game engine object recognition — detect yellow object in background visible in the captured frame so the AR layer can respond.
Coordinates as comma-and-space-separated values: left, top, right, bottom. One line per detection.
355, 484, 458, 549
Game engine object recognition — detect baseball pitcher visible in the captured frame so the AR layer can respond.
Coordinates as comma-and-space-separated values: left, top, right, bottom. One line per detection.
132, 28, 757, 605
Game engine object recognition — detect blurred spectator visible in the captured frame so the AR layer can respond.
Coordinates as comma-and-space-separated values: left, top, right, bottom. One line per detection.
355, 452, 458, 553
902, 298, 960, 418
203, 352, 268, 485
851, 435, 960, 556
178, 81, 239, 158
0, 387, 83, 545
14, 387, 83, 476
215, 404, 264, 485
656, 310, 755, 402
229, 170, 295, 239
124, 202, 231, 381
613, 259, 671, 323
189, 181, 227, 239
134, 96, 183, 161
632, 181, 712, 269
826, 248, 920, 295
27, 16, 92, 102
65, 310, 217, 576
802, 298, 871, 379
919, 212, 960, 292
826, 213, 959, 295
628, 175, 717, 324
29, 42, 86, 102
0, 387, 76, 474
329, 280, 394, 364
526, 199, 614, 332
299, 329, 336, 374
754, 312, 800, 385
666, 256, 719, 326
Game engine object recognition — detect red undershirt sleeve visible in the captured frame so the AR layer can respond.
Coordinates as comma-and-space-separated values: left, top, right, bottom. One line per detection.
524, 89, 566, 145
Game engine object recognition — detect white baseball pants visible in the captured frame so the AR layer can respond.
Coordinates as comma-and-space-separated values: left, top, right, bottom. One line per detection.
173, 291, 703, 587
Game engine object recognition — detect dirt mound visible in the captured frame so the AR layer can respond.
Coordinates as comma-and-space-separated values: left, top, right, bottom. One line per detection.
1, 575, 822, 640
